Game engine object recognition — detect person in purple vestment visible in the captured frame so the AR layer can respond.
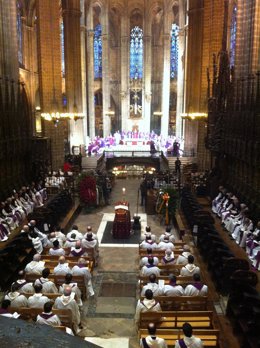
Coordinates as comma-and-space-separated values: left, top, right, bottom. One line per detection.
175, 323, 203, 348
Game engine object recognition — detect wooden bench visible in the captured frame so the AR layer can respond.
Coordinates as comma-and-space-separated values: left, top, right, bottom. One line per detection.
140, 310, 214, 329
23, 292, 61, 301
25, 274, 87, 299
42, 247, 95, 260
139, 328, 220, 347
139, 275, 194, 290
139, 241, 186, 253
140, 264, 183, 275
42, 260, 94, 274
140, 295, 208, 311
139, 249, 184, 259
59, 201, 81, 233
9, 307, 73, 329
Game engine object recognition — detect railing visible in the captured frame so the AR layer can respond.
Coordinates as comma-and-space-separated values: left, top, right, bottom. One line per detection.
104, 149, 161, 157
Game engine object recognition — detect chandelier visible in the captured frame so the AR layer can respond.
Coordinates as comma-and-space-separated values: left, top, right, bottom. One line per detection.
41, 111, 85, 125
181, 112, 208, 121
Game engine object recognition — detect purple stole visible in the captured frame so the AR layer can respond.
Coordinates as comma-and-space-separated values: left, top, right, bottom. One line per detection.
14, 281, 27, 290
246, 239, 257, 256
193, 282, 204, 291
162, 257, 174, 264
0, 224, 8, 239
145, 264, 156, 269
169, 282, 177, 287
40, 312, 55, 320
77, 264, 86, 269
255, 251, 260, 270
141, 301, 158, 309
71, 249, 85, 257
0, 308, 9, 314
142, 337, 151, 348
178, 339, 188, 348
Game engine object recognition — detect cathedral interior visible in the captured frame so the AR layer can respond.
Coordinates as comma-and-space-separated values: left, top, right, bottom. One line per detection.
0, 0, 259, 347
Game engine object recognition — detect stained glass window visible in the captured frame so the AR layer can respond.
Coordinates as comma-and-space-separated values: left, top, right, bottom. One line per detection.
60, 21, 65, 77
170, 23, 179, 79
17, 3, 23, 65
230, 5, 237, 67
94, 24, 102, 79
130, 26, 143, 79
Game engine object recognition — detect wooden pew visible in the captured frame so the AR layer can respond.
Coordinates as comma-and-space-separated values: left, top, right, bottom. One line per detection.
139, 328, 220, 348
23, 292, 61, 301
140, 264, 183, 275
9, 307, 73, 329
42, 247, 96, 263
139, 275, 194, 291
42, 260, 94, 274
139, 311, 214, 329
25, 274, 87, 299
140, 295, 208, 311
139, 249, 184, 258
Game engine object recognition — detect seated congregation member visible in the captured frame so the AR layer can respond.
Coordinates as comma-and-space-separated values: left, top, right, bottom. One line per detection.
0, 217, 10, 241
28, 284, 50, 308
49, 239, 65, 256
67, 225, 83, 241
236, 217, 254, 247
184, 273, 208, 296
59, 273, 82, 306
163, 274, 184, 296
140, 248, 159, 267
47, 226, 66, 246
0, 299, 20, 318
25, 254, 45, 275
28, 230, 44, 254
28, 220, 48, 247
5, 283, 28, 308
218, 192, 234, 220
64, 233, 78, 248
140, 226, 156, 242
135, 289, 162, 325
175, 322, 203, 348
157, 236, 174, 251
12, 270, 34, 294
54, 286, 81, 333
225, 204, 247, 233
36, 301, 61, 327
140, 236, 158, 250
141, 274, 163, 297
140, 322, 168, 348
83, 226, 98, 241
81, 232, 99, 264
71, 258, 94, 297
53, 256, 72, 275
175, 245, 192, 265
159, 226, 175, 243
212, 186, 224, 214
35, 268, 58, 293
180, 255, 200, 277
1, 201, 19, 230
161, 249, 175, 265
70, 240, 88, 257
141, 257, 161, 277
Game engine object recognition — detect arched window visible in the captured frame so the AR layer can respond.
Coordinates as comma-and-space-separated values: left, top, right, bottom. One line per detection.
94, 24, 102, 79
60, 21, 65, 77
17, 2, 23, 65
230, 5, 237, 67
130, 26, 143, 79
170, 23, 179, 79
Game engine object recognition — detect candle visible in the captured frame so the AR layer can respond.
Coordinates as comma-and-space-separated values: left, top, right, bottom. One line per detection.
122, 187, 126, 194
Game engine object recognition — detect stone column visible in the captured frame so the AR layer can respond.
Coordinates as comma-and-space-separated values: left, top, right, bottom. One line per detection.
0, 0, 19, 80
80, 0, 88, 144
120, 14, 130, 131
36, 0, 64, 169
86, 5, 95, 138
62, 0, 84, 148
161, 6, 172, 138
101, 5, 111, 137
176, 0, 186, 139
143, 15, 152, 132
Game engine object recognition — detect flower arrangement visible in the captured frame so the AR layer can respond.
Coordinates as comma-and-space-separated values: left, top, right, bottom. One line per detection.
77, 172, 97, 207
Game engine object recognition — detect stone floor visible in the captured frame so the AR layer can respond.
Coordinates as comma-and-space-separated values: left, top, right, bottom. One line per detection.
72, 178, 241, 348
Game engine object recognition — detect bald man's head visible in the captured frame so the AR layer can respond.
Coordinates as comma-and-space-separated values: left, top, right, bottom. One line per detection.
63, 286, 72, 296
59, 256, 66, 264
33, 254, 41, 262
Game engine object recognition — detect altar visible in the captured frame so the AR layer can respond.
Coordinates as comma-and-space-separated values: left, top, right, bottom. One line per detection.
112, 201, 131, 239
